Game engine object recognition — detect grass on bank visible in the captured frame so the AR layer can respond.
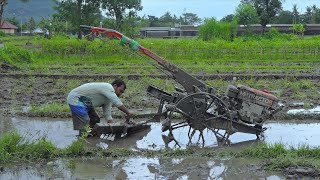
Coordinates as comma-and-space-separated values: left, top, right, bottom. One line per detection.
237, 143, 320, 170
1, 130, 320, 171
0, 128, 90, 162
29, 102, 70, 114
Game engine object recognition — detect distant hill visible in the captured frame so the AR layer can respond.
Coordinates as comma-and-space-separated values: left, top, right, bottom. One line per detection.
4, 0, 55, 23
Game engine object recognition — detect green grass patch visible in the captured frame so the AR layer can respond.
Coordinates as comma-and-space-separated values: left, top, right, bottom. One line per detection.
0, 131, 58, 162
30, 102, 70, 114
2, 34, 320, 75
236, 143, 320, 170
0, 127, 91, 162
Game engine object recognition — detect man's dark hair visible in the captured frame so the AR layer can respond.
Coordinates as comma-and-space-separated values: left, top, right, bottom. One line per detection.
111, 79, 126, 90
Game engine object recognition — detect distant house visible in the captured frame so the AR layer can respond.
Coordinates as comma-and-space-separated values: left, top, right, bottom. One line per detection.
140, 25, 199, 38
33, 28, 45, 35
22, 28, 45, 36
180, 25, 199, 36
140, 27, 171, 38
0, 21, 18, 34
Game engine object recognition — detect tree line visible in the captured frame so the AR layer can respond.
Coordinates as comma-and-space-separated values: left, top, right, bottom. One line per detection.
229, 0, 320, 35
1, 0, 320, 38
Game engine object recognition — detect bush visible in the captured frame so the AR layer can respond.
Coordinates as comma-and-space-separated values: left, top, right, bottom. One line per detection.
264, 27, 281, 39
0, 31, 5, 37
0, 44, 33, 64
264, 27, 299, 41
199, 17, 237, 41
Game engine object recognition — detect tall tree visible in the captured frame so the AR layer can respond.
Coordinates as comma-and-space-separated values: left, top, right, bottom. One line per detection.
292, 4, 299, 24
159, 11, 175, 26
311, 5, 318, 23
121, 14, 148, 38
38, 18, 52, 36
53, 0, 101, 38
253, 0, 283, 34
148, 15, 159, 27
27, 17, 36, 33
272, 10, 293, 24
302, 7, 313, 24
100, 0, 142, 31
220, 14, 235, 22
180, 12, 201, 25
5, 16, 19, 27
234, 3, 259, 25
0, 0, 8, 24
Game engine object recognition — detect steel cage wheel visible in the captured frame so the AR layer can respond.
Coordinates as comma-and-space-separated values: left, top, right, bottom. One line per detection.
174, 92, 232, 130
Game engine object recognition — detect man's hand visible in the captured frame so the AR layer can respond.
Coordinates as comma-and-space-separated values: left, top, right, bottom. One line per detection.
118, 105, 133, 117
125, 112, 135, 125
125, 120, 135, 125
127, 112, 134, 117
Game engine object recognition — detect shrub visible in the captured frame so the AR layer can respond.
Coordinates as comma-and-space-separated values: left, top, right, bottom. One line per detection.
0, 44, 33, 64
264, 27, 281, 39
199, 17, 237, 41
0, 30, 5, 37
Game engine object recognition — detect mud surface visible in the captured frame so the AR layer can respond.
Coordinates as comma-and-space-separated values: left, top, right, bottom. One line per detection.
2, 116, 320, 179
1, 75, 320, 120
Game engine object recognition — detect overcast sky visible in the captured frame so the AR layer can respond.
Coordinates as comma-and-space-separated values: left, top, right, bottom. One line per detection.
139, 0, 320, 20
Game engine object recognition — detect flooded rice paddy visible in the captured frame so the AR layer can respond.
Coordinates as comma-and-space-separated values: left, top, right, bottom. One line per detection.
1, 115, 320, 179
1, 116, 320, 150
1, 156, 286, 179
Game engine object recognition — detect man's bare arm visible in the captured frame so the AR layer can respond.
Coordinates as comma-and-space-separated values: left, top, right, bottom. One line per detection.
117, 105, 133, 116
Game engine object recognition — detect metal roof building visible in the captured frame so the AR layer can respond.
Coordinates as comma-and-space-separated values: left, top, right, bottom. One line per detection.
140, 24, 320, 38
140, 25, 199, 38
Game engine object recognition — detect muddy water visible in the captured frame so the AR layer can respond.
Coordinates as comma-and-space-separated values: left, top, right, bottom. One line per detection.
1, 116, 320, 149
1, 157, 285, 179
0, 116, 78, 148
2, 116, 320, 179
287, 106, 320, 115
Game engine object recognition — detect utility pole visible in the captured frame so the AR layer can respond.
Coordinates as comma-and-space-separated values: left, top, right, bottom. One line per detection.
20, 18, 22, 36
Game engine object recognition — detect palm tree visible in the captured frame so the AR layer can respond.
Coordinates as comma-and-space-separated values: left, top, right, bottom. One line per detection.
312, 4, 318, 24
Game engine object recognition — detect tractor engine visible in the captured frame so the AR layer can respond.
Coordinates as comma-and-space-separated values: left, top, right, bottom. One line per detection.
226, 85, 280, 125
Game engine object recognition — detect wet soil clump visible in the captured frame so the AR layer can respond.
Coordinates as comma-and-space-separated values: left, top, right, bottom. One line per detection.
285, 166, 320, 179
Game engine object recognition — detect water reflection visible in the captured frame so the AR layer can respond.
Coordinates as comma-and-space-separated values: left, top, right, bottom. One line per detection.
0, 157, 285, 180
287, 106, 320, 115
1, 116, 320, 149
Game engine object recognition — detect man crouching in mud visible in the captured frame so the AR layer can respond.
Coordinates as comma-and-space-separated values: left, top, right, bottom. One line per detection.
67, 79, 134, 135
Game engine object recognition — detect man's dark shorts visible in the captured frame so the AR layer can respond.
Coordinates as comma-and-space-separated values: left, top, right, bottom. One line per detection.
69, 96, 100, 130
